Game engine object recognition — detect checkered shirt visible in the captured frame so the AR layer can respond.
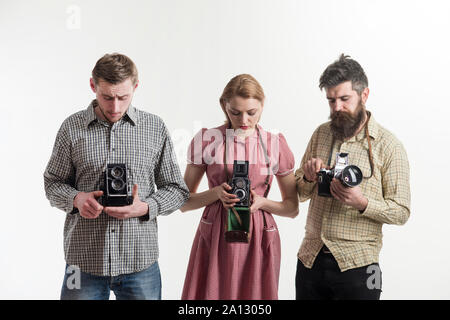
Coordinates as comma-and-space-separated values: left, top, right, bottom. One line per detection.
44, 100, 189, 276
295, 112, 410, 271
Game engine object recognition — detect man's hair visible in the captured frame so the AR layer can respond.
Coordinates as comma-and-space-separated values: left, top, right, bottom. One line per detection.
91, 53, 138, 86
319, 54, 368, 94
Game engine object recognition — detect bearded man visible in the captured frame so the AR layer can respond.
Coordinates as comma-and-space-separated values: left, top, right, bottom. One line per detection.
294, 54, 411, 300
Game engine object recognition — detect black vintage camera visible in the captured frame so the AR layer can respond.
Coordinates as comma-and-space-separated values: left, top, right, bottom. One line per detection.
101, 163, 133, 206
225, 160, 251, 243
229, 160, 251, 207
317, 153, 363, 197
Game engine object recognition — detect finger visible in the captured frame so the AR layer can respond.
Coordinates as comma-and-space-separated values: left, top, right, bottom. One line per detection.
314, 159, 323, 173
92, 190, 104, 199
222, 183, 232, 190
223, 191, 237, 199
329, 185, 341, 201
104, 206, 126, 215
304, 161, 312, 176
332, 178, 347, 193
87, 198, 103, 212
81, 206, 97, 219
104, 208, 127, 219
132, 184, 138, 200
330, 180, 345, 202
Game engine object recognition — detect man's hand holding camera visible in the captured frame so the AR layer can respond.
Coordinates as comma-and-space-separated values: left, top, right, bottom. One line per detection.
302, 157, 368, 212
103, 184, 149, 219
74, 185, 149, 219
303, 158, 327, 182
74, 190, 104, 219
329, 178, 368, 212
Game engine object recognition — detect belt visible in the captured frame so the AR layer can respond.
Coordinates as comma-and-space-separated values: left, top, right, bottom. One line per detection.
321, 245, 332, 254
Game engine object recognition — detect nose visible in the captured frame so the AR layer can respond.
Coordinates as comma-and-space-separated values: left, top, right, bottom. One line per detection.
331, 100, 344, 113
240, 113, 249, 125
111, 98, 120, 112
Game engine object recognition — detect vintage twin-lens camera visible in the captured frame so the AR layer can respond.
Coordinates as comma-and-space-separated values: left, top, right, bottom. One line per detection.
100, 163, 133, 206
230, 160, 251, 207
225, 160, 251, 243
317, 153, 363, 197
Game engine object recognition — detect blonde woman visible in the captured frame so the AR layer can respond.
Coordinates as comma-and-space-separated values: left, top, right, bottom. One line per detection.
181, 74, 299, 299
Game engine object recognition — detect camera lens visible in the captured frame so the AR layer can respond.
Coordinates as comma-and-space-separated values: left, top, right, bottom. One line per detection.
235, 179, 245, 189
341, 165, 363, 187
111, 179, 125, 191
111, 166, 124, 178
235, 189, 246, 200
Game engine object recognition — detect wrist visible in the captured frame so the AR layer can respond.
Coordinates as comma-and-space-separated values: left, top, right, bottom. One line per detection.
73, 192, 84, 209
357, 196, 369, 212
136, 200, 150, 216
303, 176, 312, 183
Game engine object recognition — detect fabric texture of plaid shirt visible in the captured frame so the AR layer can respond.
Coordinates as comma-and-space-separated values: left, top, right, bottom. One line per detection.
44, 100, 189, 276
295, 112, 410, 272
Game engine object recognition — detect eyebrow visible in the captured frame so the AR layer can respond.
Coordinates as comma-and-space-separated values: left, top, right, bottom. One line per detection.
327, 95, 350, 100
230, 107, 257, 112
102, 94, 129, 98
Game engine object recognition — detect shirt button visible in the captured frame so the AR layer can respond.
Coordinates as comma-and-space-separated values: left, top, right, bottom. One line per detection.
111, 229, 115, 233
112, 148, 116, 152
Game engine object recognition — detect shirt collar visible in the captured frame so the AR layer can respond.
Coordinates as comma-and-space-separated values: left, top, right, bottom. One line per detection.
85, 99, 137, 127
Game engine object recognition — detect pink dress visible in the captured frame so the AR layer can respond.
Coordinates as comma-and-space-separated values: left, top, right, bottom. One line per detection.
182, 124, 295, 300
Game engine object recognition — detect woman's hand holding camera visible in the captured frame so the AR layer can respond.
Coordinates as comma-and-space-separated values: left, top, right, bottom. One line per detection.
215, 183, 240, 209
250, 190, 266, 213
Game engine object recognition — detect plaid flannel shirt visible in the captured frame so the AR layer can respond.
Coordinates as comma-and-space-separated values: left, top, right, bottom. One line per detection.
295, 112, 410, 271
44, 100, 189, 276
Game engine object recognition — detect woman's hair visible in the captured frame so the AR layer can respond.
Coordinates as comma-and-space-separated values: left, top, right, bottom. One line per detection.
91, 53, 138, 86
219, 74, 265, 124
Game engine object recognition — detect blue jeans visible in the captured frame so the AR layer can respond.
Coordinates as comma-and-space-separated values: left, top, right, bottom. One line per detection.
60, 261, 162, 300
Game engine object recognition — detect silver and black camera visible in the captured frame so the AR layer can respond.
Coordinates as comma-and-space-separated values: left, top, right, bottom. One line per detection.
229, 160, 251, 208
317, 153, 363, 197
100, 163, 133, 206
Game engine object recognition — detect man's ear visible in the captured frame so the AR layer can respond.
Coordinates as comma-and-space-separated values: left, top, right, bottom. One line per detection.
361, 87, 370, 105
90, 78, 97, 93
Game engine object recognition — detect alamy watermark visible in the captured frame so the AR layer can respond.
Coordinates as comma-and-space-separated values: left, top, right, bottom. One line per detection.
66, 265, 81, 290
66, 5, 81, 30
366, 264, 382, 290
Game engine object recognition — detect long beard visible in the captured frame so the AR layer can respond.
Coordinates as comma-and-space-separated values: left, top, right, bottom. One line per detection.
329, 102, 366, 140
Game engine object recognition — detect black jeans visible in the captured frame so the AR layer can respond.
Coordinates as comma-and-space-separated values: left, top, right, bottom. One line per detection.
296, 247, 382, 300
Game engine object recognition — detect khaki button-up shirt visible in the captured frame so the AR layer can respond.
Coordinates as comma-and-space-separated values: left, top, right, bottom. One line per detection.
295, 112, 410, 271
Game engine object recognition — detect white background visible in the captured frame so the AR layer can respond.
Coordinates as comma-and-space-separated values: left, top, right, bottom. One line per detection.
1, 0, 449, 300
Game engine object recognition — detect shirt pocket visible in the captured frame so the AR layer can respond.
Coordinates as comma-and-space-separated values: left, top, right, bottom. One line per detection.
199, 211, 216, 247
